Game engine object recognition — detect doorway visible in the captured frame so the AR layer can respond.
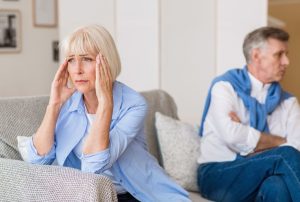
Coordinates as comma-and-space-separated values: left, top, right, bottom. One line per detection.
269, 0, 300, 99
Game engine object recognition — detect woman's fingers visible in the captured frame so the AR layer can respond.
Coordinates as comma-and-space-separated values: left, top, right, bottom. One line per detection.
54, 59, 68, 81
99, 53, 112, 88
95, 54, 101, 87
97, 53, 112, 85
63, 70, 70, 86
95, 53, 113, 104
96, 54, 101, 80
99, 54, 106, 81
102, 55, 112, 82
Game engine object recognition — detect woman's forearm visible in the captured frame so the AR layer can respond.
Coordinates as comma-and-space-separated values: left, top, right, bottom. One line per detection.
33, 104, 61, 155
83, 104, 112, 155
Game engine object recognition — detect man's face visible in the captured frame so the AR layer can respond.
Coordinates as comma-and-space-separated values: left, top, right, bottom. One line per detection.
256, 38, 289, 83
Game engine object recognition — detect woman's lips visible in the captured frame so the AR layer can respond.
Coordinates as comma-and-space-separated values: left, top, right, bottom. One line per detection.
75, 80, 88, 83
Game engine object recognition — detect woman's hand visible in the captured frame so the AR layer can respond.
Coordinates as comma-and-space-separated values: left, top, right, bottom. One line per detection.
82, 53, 113, 155
49, 60, 75, 107
34, 60, 74, 155
95, 53, 113, 111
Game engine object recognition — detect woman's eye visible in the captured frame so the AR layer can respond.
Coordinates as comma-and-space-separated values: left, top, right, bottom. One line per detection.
82, 57, 93, 62
67, 58, 75, 63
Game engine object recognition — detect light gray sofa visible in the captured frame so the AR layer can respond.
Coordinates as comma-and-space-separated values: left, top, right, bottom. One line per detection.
0, 90, 209, 202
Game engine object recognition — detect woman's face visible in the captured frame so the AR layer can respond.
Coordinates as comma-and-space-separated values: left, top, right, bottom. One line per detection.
67, 53, 96, 94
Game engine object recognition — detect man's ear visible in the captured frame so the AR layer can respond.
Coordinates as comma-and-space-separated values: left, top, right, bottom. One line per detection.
251, 48, 261, 63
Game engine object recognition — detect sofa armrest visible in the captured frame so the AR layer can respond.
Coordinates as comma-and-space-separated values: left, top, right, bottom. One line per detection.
0, 158, 117, 202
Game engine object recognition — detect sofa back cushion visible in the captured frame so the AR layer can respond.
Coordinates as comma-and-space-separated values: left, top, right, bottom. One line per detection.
0, 90, 177, 164
0, 96, 49, 160
140, 90, 179, 165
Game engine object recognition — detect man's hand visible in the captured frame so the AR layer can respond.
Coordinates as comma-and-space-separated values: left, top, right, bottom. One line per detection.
255, 134, 286, 153
229, 111, 241, 123
229, 111, 287, 153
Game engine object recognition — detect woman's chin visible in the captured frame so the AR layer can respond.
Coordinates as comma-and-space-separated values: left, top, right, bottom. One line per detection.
75, 87, 95, 95
75, 87, 89, 94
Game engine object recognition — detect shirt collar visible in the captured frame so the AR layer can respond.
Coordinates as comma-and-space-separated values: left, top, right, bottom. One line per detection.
68, 91, 84, 113
67, 81, 123, 120
247, 71, 271, 92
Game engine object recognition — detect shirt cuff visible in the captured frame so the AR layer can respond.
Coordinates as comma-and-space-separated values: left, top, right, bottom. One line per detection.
17, 135, 55, 164
239, 128, 261, 156
81, 148, 110, 173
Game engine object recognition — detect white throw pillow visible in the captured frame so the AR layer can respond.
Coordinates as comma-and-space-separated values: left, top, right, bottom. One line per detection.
155, 112, 200, 192
17, 135, 32, 162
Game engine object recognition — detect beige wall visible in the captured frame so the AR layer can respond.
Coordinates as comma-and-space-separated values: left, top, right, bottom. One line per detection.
58, 0, 218, 124
269, 2, 300, 99
0, 1, 58, 97
217, 0, 268, 74
0, 0, 267, 124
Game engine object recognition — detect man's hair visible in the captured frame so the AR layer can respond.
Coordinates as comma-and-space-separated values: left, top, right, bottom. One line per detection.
243, 26, 289, 63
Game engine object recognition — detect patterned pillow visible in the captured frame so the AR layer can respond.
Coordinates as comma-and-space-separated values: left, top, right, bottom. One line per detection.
155, 112, 200, 192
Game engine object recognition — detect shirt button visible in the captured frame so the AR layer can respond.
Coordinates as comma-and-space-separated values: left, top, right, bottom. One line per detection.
119, 179, 122, 183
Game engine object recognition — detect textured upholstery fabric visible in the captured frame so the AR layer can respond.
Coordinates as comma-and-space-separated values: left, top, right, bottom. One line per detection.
0, 91, 209, 202
0, 158, 117, 202
0, 139, 21, 159
140, 91, 210, 201
155, 112, 200, 192
141, 90, 179, 166
0, 96, 48, 160
0, 96, 117, 202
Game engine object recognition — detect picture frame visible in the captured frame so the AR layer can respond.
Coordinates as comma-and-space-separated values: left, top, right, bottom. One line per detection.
33, 0, 57, 27
0, 9, 21, 53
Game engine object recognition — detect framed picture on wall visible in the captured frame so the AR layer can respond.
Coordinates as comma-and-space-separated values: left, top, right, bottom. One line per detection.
33, 0, 57, 27
0, 9, 21, 53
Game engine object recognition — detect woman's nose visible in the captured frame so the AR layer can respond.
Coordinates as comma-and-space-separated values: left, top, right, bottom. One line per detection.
70, 60, 83, 74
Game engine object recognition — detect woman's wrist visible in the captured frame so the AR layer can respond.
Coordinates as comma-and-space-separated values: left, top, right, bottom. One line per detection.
96, 105, 113, 118
46, 102, 62, 114
96, 98, 113, 114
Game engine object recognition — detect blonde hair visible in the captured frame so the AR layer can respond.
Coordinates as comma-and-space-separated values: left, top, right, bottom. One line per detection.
61, 24, 121, 80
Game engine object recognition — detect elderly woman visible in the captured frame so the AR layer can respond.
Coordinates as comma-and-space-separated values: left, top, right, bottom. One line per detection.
17, 25, 190, 202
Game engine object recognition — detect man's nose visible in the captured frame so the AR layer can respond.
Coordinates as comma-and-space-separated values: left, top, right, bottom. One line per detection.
282, 54, 290, 67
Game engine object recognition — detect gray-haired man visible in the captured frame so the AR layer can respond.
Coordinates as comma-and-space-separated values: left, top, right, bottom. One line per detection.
198, 27, 300, 202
